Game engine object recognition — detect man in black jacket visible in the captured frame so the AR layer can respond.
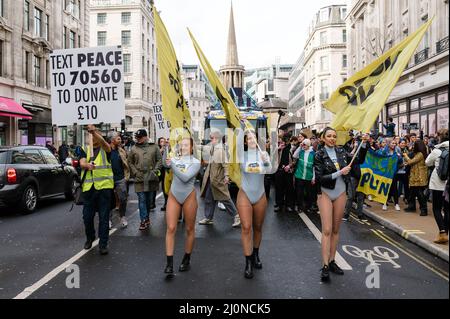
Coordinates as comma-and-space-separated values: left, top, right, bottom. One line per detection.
274, 135, 295, 212
343, 134, 369, 221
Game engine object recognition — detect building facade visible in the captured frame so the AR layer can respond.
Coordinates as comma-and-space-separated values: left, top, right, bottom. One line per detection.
181, 64, 212, 141
0, 0, 89, 146
90, 0, 159, 138
244, 64, 293, 103
303, 5, 348, 131
347, 0, 449, 136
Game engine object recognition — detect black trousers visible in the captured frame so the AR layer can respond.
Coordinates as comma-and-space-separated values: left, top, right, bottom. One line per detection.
432, 190, 449, 233
388, 175, 399, 205
275, 170, 294, 208
397, 173, 409, 199
295, 179, 314, 212
408, 186, 428, 213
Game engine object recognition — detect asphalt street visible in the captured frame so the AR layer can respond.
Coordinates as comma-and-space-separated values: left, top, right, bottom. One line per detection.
0, 183, 448, 299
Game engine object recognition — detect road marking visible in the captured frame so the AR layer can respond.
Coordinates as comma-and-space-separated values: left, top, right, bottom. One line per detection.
298, 212, 353, 270
13, 192, 163, 299
371, 229, 449, 282
350, 213, 371, 225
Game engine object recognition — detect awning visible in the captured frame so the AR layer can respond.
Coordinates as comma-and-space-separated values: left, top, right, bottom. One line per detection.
0, 97, 33, 120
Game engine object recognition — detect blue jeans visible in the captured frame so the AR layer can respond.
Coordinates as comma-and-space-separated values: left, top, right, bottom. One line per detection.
82, 188, 112, 249
137, 191, 153, 221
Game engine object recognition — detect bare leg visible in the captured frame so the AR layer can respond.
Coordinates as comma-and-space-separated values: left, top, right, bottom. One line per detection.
181, 190, 198, 254
165, 192, 181, 257
329, 193, 347, 262
252, 195, 268, 249
237, 190, 254, 256
318, 193, 333, 266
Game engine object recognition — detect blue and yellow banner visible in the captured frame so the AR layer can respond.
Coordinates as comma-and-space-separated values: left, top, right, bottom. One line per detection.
357, 149, 398, 204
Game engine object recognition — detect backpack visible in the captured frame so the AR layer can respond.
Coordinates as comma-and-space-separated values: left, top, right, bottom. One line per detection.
437, 147, 449, 181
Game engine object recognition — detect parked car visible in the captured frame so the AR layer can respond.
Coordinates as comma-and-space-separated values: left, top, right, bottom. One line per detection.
0, 146, 79, 213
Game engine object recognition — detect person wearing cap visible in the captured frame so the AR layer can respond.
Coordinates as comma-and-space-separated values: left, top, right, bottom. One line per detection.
128, 129, 162, 230
79, 124, 114, 255
293, 139, 316, 214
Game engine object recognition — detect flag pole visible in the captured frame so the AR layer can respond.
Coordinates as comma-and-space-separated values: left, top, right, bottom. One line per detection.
349, 138, 365, 167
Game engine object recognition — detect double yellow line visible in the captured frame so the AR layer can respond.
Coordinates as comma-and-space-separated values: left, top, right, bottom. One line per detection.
371, 229, 449, 282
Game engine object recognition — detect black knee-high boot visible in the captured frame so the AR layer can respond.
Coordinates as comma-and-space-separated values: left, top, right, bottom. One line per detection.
244, 255, 254, 279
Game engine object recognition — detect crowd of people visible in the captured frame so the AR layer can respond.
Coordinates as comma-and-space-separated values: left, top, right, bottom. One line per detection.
74, 122, 449, 282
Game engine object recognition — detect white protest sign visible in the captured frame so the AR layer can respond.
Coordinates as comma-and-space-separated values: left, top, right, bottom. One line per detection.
50, 46, 125, 126
152, 104, 171, 139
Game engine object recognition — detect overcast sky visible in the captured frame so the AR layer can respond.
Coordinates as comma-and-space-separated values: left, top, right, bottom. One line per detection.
156, 0, 348, 69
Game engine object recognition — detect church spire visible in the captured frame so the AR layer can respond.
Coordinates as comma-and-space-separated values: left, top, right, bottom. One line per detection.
220, 1, 245, 91
226, 1, 239, 66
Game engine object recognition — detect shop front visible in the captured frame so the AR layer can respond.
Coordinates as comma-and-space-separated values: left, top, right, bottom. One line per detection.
0, 97, 33, 146
386, 87, 449, 137
19, 105, 53, 146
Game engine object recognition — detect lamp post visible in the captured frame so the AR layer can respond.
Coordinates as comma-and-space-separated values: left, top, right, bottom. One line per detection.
277, 109, 286, 135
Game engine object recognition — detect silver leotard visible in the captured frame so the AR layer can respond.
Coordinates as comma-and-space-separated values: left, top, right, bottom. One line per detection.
168, 155, 201, 204
240, 149, 272, 205
321, 146, 346, 201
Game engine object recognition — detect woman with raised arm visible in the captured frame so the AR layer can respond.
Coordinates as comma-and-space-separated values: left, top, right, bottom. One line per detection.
163, 136, 201, 277
237, 129, 274, 279
314, 127, 368, 282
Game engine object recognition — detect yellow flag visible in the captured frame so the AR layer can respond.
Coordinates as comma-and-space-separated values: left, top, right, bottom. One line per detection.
187, 29, 243, 187
153, 7, 191, 146
324, 19, 433, 145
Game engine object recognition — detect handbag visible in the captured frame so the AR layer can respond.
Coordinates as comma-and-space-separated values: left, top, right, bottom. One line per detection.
70, 170, 88, 211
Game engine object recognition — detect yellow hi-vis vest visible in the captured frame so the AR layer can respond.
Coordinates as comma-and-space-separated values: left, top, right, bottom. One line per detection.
82, 147, 114, 192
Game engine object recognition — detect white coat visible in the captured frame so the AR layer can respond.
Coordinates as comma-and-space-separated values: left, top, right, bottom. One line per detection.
425, 141, 449, 191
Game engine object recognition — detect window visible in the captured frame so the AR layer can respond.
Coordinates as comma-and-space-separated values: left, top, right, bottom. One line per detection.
388, 104, 398, 116
124, 82, 131, 98
342, 29, 347, 42
410, 98, 419, 110
321, 79, 329, 99
24, 150, 45, 164
40, 149, 59, 165
97, 13, 106, 24
142, 56, 145, 78
399, 102, 407, 113
340, 7, 347, 20
320, 31, 327, 45
97, 31, 106, 46
44, 15, 49, 41
142, 34, 145, 49
34, 7, 42, 37
437, 91, 448, 104
63, 27, 67, 48
320, 56, 328, 72
437, 108, 449, 130
142, 84, 145, 99
122, 31, 131, 46
147, 61, 150, 79
421, 94, 435, 108
34, 55, 41, 87
147, 39, 150, 54
46, 60, 49, 89
122, 12, 131, 24
319, 8, 329, 22
123, 54, 131, 73
24, 51, 30, 82
342, 54, 347, 68
24, 1, 30, 31
69, 31, 75, 48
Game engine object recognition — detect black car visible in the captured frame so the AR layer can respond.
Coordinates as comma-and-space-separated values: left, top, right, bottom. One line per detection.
0, 146, 79, 213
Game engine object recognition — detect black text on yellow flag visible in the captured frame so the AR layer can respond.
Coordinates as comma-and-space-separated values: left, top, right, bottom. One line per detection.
153, 6, 191, 138
187, 28, 241, 130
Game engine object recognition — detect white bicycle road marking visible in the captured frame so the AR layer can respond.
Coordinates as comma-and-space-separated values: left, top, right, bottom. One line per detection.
342, 245, 401, 269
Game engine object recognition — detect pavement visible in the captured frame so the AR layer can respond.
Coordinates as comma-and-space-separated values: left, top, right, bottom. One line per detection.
361, 198, 449, 262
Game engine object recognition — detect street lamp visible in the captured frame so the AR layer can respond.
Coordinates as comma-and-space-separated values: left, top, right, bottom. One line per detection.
277, 109, 286, 134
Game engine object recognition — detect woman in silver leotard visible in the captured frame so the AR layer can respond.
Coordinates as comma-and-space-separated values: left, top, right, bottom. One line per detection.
163, 136, 201, 277
314, 127, 369, 282
237, 129, 274, 279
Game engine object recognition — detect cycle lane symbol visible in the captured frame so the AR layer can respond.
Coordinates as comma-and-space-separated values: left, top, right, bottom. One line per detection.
342, 245, 401, 269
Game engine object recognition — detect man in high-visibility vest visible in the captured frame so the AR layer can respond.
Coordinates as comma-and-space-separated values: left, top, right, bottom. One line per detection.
79, 124, 114, 255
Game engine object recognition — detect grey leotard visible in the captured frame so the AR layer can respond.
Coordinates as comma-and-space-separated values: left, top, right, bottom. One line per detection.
167, 155, 201, 204
240, 149, 272, 205
321, 146, 346, 201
